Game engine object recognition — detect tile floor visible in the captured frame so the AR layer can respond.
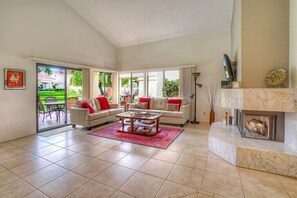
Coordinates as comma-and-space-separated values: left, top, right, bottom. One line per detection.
0, 122, 296, 198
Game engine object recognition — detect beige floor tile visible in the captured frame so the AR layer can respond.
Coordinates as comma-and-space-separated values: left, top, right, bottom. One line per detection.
54, 138, 81, 148
73, 158, 112, 179
10, 158, 52, 177
43, 135, 66, 144
79, 145, 110, 157
120, 172, 164, 198
155, 181, 197, 198
21, 141, 50, 151
0, 164, 6, 172
56, 153, 91, 170
183, 194, 198, 198
67, 142, 90, 152
167, 142, 187, 152
0, 152, 17, 162
32, 145, 62, 157
39, 172, 89, 198
116, 153, 149, 170
139, 158, 174, 179
113, 142, 139, 153
23, 190, 48, 198
131, 145, 159, 157
0, 170, 19, 187
277, 175, 297, 192
67, 180, 115, 198
42, 149, 74, 162
202, 172, 244, 198
206, 158, 239, 178
239, 168, 282, 187
23, 164, 68, 188
0, 153, 37, 169
94, 164, 135, 189
96, 149, 128, 163
111, 191, 134, 198
183, 144, 209, 156
242, 180, 289, 198
167, 165, 204, 189
98, 139, 122, 148
152, 150, 181, 163
287, 190, 297, 198
177, 153, 208, 170
0, 179, 34, 198
197, 193, 212, 198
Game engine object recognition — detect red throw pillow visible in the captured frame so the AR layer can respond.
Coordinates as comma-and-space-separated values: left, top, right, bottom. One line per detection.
81, 102, 95, 114
96, 96, 110, 110
139, 97, 151, 109
167, 99, 182, 111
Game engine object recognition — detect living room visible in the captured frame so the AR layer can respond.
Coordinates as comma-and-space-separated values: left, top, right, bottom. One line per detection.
0, 0, 296, 197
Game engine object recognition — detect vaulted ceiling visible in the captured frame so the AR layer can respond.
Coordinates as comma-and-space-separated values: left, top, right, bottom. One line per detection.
64, 0, 234, 47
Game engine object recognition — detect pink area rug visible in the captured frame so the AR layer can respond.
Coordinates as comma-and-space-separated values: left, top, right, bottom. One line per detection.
88, 123, 183, 149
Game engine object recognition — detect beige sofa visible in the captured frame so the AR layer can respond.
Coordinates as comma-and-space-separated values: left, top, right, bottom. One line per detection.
128, 97, 190, 127
70, 99, 124, 130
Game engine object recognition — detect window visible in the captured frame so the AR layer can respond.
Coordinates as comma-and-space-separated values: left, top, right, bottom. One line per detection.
164, 70, 179, 97
119, 72, 145, 103
98, 72, 112, 101
119, 73, 132, 102
132, 73, 145, 101
147, 71, 164, 97
148, 70, 179, 97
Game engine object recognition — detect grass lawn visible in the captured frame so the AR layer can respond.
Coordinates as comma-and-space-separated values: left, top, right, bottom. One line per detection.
38, 91, 79, 103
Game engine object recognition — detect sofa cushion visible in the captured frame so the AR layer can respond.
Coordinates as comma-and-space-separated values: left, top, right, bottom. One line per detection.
166, 103, 179, 111
81, 102, 95, 114
86, 111, 109, 121
96, 97, 110, 110
159, 110, 184, 118
108, 108, 124, 116
139, 97, 151, 109
93, 99, 101, 111
74, 99, 94, 108
167, 99, 182, 111
153, 98, 168, 110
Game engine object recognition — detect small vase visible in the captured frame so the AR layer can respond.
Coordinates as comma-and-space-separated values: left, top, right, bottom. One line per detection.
209, 110, 215, 124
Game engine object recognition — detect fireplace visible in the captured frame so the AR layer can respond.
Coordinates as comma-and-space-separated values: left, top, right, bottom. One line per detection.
236, 110, 284, 142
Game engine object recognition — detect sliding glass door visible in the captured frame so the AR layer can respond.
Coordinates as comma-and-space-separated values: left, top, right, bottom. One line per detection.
37, 64, 82, 132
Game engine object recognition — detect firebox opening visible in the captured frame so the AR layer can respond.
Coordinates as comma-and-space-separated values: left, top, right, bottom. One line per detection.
236, 110, 284, 142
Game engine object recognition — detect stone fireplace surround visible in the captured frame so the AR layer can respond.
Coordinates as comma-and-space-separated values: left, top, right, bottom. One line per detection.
209, 88, 297, 178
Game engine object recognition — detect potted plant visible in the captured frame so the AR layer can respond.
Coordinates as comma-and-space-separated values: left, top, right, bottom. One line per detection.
203, 84, 218, 124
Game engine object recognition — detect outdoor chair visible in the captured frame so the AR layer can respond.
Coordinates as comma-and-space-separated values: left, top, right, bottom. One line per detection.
45, 96, 64, 121
38, 101, 52, 122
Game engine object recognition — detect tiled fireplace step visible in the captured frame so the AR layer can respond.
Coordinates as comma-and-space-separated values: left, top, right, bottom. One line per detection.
209, 123, 297, 178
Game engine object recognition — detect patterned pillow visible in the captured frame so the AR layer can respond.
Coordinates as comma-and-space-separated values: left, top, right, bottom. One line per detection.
153, 98, 168, 110
166, 104, 179, 111
137, 102, 148, 109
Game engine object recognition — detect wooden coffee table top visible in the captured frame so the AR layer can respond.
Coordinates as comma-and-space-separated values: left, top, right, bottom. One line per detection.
116, 111, 162, 120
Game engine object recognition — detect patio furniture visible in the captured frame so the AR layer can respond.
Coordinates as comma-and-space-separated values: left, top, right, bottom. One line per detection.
38, 101, 52, 122
45, 97, 65, 121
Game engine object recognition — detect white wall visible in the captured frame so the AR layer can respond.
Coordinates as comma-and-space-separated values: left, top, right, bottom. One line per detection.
285, 0, 297, 153
119, 29, 232, 122
0, 0, 117, 142
231, 0, 241, 81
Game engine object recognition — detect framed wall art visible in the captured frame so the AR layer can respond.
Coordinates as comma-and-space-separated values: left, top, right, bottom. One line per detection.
4, 68, 26, 90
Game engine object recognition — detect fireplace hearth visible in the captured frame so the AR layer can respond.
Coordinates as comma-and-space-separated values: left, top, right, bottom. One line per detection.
236, 110, 284, 142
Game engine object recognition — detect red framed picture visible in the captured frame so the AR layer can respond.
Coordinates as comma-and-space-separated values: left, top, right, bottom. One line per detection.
4, 68, 26, 90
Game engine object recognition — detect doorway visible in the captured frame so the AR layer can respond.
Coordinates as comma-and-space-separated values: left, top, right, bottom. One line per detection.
37, 64, 82, 132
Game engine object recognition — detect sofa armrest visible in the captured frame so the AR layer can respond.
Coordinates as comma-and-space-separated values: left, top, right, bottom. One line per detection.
70, 107, 89, 125
180, 104, 190, 121
110, 103, 120, 109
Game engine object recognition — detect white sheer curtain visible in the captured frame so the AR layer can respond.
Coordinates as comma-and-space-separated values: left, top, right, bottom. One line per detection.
179, 67, 196, 120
